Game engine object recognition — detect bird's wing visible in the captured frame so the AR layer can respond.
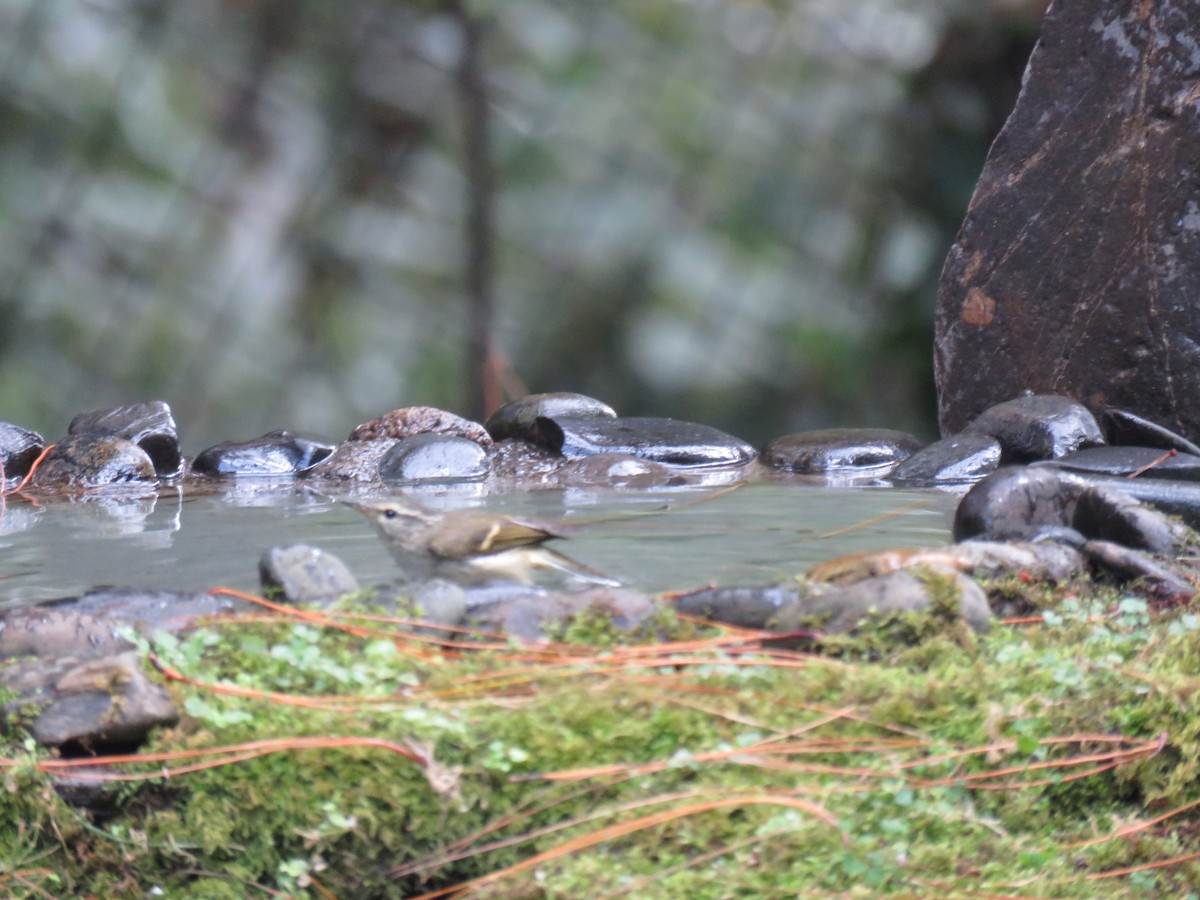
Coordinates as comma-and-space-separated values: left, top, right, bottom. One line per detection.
428, 512, 556, 557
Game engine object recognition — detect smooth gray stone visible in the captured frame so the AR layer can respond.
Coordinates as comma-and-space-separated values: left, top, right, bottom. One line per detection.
889, 433, 1001, 485
1082, 540, 1196, 605
260, 544, 359, 606
306, 438, 397, 482
1038, 446, 1200, 482
761, 428, 923, 474
378, 433, 489, 484
464, 586, 655, 642
534, 415, 756, 468
69, 400, 182, 477
962, 394, 1104, 462
193, 429, 334, 477
672, 583, 802, 629
1072, 485, 1185, 555
1071, 475, 1200, 531
485, 392, 616, 442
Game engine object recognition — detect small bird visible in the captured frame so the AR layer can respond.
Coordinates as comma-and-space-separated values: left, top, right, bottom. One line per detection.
347, 499, 619, 586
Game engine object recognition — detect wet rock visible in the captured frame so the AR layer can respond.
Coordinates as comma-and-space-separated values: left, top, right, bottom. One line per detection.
378, 433, 489, 484
934, 2, 1200, 439
1075, 476, 1200, 531
676, 569, 991, 637
533, 416, 756, 468
1039, 446, 1200, 482
761, 428, 923, 475
806, 541, 1083, 587
776, 570, 991, 636
1072, 485, 1186, 556
1100, 408, 1200, 457
0, 421, 44, 481
962, 395, 1105, 462
465, 586, 655, 643
485, 439, 568, 486
954, 467, 1088, 542
485, 392, 616, 443
32, 433, 157, 487
69, 401, 182, 477
47, 588, 246, 628
1, 650, 178, 750
259, 544, 359, 606
306, 438, 398, 482
1082, 540, 1196, 606
888, 433, 1001, 485
349, 406, 492, 447
558, 453, 685, 489
193, 430, 334, 477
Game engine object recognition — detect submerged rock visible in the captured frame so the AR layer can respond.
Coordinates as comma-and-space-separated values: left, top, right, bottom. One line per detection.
32, 433, 157, 487
378, 433, 489, 484
558, 452, 684, 489
533, 415, 756, 468
193, 430, 334, 477
349, 406, 492, 447
485, 392, 616, 443
0, 421, 44, 481
761, 428, 923, 475
962, 395, 1105, 463
306, 438, 398, 482
888, 433, 1001, 485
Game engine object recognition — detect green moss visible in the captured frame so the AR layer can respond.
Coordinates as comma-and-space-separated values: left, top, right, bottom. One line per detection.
6, 578, 1200, 897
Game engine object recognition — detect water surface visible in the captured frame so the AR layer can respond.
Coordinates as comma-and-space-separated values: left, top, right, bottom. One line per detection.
0, 482, 959, 610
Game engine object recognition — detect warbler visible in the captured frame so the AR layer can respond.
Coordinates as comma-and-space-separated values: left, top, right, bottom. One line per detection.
346, 499, 619, 586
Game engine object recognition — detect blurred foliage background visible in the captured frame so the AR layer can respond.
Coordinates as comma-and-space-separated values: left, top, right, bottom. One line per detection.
0, 0, 1045, 451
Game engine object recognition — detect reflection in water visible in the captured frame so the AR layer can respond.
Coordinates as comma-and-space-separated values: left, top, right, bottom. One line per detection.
0, 481, 959, 610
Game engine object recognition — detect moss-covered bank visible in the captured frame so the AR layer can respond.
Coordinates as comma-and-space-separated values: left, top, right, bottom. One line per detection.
4, 576, 1200, 898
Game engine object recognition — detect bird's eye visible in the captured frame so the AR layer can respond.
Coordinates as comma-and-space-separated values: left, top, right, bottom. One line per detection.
384, 509, 398, 519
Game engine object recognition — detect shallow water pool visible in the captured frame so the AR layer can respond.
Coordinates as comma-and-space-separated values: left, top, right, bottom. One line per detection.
0, 481, 960, 610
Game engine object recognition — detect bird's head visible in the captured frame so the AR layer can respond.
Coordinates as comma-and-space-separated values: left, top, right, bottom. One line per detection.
345, 500, 436, 545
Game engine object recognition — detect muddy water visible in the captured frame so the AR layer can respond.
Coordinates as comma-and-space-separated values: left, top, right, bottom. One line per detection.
0, 482, 959, 610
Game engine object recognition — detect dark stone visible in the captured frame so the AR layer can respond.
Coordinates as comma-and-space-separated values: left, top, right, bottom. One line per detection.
761, 428, 923, 474
935, 1, 1200, 440
962, 395, 1105, 462
68, 401, 182, 477
306, 438, 398, 482
1072, 484, 1186, 555
482, 393, 614, 446
1076, 475, 1200, 530
485, 392, 616, 442
378, 433, 489, 484
1038, 446, 1200, 481
888, 433, 1001, 485
0, 421, 44, 481
349, 406, 492, 447
193, 430, 334, 477
32, 433, 157, 487
954, 466, 1089, 542
1099, 407, 1200, 457
259, 545, 359, 605
533, 415, 756, 468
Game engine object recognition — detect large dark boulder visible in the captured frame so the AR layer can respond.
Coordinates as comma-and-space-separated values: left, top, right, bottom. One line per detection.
935, 1, 1200, 440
